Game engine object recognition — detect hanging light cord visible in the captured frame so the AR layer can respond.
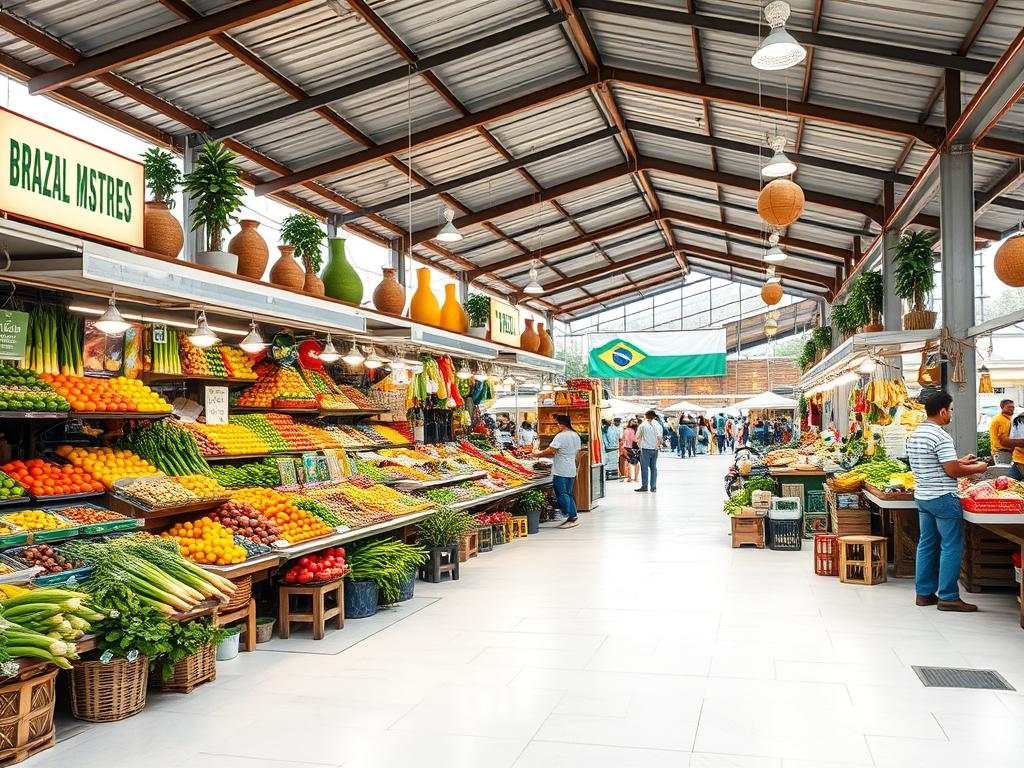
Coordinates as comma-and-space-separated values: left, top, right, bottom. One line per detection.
407, 65, 414, 262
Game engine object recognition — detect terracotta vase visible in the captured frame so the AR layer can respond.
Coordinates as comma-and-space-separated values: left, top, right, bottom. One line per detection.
269, 246, 305, 290
520, 318, 540, 352
537, 322, 554, 356
228, 219, 270, 279
321, 237, 363, 305
409, 267, 440, 326
439, 283, 469, 333
373, 267, 406, 315
303, 267, 325, 296
143, 200, 184, 259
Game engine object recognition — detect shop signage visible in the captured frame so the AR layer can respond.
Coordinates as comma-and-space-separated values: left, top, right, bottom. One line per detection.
0, 310, 29, 360
0, 108, 144, 248
489, 298, 520, 348
204, 386, 229, 425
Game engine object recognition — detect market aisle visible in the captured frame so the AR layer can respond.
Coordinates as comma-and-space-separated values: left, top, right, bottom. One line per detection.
34, 453, 1024, 768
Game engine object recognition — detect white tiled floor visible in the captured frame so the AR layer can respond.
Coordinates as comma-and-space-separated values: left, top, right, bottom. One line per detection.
30, 454, 1024, 767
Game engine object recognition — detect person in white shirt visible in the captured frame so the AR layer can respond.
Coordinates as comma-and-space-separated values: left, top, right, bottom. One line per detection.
518, 421, 537, 450
532, 414, 583, 529
635, 410, 664, 493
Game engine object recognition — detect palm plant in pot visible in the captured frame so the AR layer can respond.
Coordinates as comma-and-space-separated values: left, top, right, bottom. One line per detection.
141, 148, 184, 259
182, 141, 245, 272
417, 508, 476, 582
852, 271, 884, 331
280, 213, 326, 295
894, 230, 937, 330
514, 488, 548, 534
464, 293, 491, 338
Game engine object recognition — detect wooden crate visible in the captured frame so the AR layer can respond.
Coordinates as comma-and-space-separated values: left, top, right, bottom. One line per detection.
830, 507, 872, 537
839, 536, 887, 586
0, 669, 57, 766
961, 521, 1018, 592
459, 530, 479, 562
780, 483, 803, 499
731, 516, 765, 549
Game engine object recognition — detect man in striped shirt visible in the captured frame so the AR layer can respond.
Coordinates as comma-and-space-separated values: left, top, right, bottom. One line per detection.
906, 391, 990, 612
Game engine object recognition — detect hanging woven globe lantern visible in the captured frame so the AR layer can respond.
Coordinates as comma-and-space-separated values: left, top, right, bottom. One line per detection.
758, 178, 805, 227
761, 281, 783, 306
994, 232, 1024, 287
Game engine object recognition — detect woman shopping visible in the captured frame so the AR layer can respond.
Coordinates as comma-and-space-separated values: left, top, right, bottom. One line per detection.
620, 418, 640, 482
532, 414, 582, 529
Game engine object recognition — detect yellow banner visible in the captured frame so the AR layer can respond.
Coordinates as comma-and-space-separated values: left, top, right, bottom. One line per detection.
489, 297, 520, 347
0, 108, 144, 248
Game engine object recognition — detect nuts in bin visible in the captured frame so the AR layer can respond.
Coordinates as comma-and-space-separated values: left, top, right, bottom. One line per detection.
55, 506, 128, 525
3, 510, 73, 531
13, 544, 86, 573
121, 478, 198, 508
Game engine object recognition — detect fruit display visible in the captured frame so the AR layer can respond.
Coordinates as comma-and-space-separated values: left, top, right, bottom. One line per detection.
150, 327, 183, 375
290, 497, 348, 528
0, 366, 70, 412
230, 413, 291, 451
118, 419, 213, 476
280, 547, 347, 584
353, 456, 434, 482
168, 474, 228, 498
2, 459, 103, 497
366, 423, 413, 445
229, 488, 332, 543
1, 509, 74, 532
476, 511, 509, 526
179, 336, 214, 377
7, 544, 88, 574
186, 422, 271, 456
236, 361, 316, 409
296, 422, 349, 448
299, 489, 386, 527
263, 413, 319, 450
120, 477, 198, 508
207, 500, 283, 545
208, 459, 281, 488
161, 518, 248, 565
52, 505, 129, 525
0, 469, 28, 502
327, 476, 430, 516
180, 422, 226, 456
234, 535, 272, 558
962, 476, 1024, 500
40, 374, 172, 413
55, 445, 162, 489
221, 347, 257, 379
339, 385, 376, 410
420, 485, 487, 506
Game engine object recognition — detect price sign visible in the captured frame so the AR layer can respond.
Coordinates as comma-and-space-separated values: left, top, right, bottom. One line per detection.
204, 386, 229, 425
152, 324, 166, 344
0, 310, 28, 360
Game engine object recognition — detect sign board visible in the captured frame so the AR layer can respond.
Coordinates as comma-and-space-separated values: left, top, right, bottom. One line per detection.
0, 310, 28, 360
204, 386, 229, 425
152, 324, 166, 345
0, 108, 144, 248
489, 297, 521, 347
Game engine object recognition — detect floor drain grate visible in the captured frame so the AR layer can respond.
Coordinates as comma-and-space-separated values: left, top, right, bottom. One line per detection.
912, 666, 1015, 691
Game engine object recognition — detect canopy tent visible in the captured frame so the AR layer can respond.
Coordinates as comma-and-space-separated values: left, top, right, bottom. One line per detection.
663, 399, 706, 414
600, 397, 654, 418
704, 405, 743, 418
733, 392, 799, 412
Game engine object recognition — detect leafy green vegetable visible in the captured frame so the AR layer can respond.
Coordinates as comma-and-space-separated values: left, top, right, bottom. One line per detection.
157, 619, 226, 681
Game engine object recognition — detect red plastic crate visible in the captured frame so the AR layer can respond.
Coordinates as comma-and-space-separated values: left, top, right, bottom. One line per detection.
814, 533, 839, 576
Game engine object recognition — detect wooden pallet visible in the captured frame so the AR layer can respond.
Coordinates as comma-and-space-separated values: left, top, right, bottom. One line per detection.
961, 522, 1018, 593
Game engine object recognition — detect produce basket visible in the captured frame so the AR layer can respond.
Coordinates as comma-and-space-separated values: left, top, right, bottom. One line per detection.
863, 483, 914, 502
153, 644, 216, 694
960, 496, 1024, 514
44, 502, 137, 535
70, 656, 148, 723
0, 668, 57, 766
768, 518, 802, 551
221, 574, 252, 613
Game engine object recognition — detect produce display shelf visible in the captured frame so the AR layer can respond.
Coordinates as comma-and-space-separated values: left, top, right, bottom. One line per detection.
0, 495, 32, 508
141, 373, 257, 387
71, 411, 172, 420
392, 471, 488, 491
448, 477, 552, 511
277, 507, 440, 559
169, 598, 221, 623
0, 411, 70, 419
201, 551, 281, 578
27, 490, 105, 504
204, 450, 309, 462
861, 488, 917, 510
317, 409, 388, 418
342, 442, 414, 452
229, 406, 322, 414
108, 494, 229, 521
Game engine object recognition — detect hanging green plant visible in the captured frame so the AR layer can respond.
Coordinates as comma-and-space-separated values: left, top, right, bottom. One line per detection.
856, 271, 884, 325
280, 213, 326, 275
830, 302, 859, 337
811, 325, 833, 355
797, 336, 818, 369
182, 141, 246, 253
141, 148, 182, 206
894, 230, 936, 312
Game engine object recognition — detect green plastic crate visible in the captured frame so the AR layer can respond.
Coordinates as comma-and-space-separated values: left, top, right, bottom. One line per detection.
806, 490, 826, 514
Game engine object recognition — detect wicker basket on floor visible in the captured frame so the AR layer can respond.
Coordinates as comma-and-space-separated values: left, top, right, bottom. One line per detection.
0, 668, 57, 766
221, 574, 252, 613
70, 656, 148, 723
154, 645, 216, 694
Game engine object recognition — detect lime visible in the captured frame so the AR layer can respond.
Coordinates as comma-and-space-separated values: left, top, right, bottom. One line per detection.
11, 487, 24, 497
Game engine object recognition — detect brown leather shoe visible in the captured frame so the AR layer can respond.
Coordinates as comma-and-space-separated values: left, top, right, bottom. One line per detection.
937, 598, 978, 612
915, 594, 938, 606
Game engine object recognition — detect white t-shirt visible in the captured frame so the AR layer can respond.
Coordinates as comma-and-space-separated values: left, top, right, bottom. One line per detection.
906, 422, 958, 500
519, 428, 537, 446
550, 429, 582, 477
636, 420, 663, 450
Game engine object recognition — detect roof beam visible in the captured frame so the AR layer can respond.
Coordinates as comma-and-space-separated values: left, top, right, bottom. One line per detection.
27, 0, 308, 94
576, 0, 994, 74
527, 246, 676, 297
680, 245, 836, 294
557, 268, 685, 315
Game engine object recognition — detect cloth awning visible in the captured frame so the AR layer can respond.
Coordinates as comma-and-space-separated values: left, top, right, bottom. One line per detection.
732, 391, 799, 411
663, 399, 706, 413
600, 397, 653, 417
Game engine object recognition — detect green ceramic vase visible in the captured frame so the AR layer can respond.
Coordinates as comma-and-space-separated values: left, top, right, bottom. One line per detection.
322, 237, 363, 305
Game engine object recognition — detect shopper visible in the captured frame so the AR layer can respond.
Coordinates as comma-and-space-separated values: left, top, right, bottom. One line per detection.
715, 413, 726, 453
725, 417, 734, 450
518, 420, 536, 451
667, 416, 679, 454
635, 410, 664, 492
621, 418, 640, 482
696, 417, 709, 455
681, 419, 696, 457
1010, 413, 1024, 481
601, 419, 619, 475
990, 399, 1016, 466
532, 413, 582, 529
906, 391, 989, 612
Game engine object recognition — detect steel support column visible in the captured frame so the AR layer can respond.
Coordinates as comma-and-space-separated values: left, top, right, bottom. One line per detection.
938, 145, 977, 452
182, 136, 199, 263
882, 228, 900, 330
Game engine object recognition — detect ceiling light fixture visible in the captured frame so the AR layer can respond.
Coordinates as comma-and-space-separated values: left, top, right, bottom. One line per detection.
762, 134, 797, 178
94, 293, 131, 336
751, 1, 806, 71
189, 311, 220, 348
764, 244, 788, 263
456, 361, 473, 380
342, 340, 366, 367
320, 334, 341, 363
435, 207, 463, 243
364, 348, 385, 370
239, 320, 266, 354
523, 264, 544, 294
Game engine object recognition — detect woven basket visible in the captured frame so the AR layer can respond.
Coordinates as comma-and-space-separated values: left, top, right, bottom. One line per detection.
0, 668, 57, 766
221, 574, 252, 613
902, 310, 936, 330
70, 657, 148, 723
155, 645, 216, 694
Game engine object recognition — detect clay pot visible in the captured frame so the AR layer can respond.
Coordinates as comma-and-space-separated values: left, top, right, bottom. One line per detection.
520, 318, 540, 352
537, 322, 554, 356
321, 237, 363, 305
373, 267, 406, 315
439, 283, 469, 333
143, 200, 184, 259
757, 178, 805, 227
303, 269, 325, 296
269, 246, 305, 290
228, 219, 270, 279
409, 267, 440, 326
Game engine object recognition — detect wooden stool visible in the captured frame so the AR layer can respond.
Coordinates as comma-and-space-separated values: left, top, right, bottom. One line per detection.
278, 579, 344, 640
477, 525, 493, 552
731, 516, 765, 548
510, 516, 528, 539
216, 598, 257, 652
459, 530, 479, 562
838, 535, 887, 585
420, 544, 459, 583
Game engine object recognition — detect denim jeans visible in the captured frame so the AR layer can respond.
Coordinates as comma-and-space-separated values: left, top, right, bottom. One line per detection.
915, 493, 964, 601
686, 437, 696, 457
1010, 463, 1023, 481
639, 447, 659, 489
552, 474, 577, 520
716, 433, 725, 452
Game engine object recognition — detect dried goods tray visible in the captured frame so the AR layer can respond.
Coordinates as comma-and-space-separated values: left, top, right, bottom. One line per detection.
863, 483, 914, 501
0, 510, 81, 542
392, 471, 488, 491
960, 496, 1024, 514
109, 493, 229, 519
4, 545, 95, 587
0, 411, 69, 419
43, 502, 138, 535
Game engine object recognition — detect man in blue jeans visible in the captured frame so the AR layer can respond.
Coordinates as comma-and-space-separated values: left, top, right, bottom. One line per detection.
635, 410, 664, 492
533, 414, 582, 529
906, 391, 990, 612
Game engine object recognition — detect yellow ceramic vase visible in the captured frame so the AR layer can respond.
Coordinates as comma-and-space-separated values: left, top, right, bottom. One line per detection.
409, 267, 441, 326
439, 283, 469, 333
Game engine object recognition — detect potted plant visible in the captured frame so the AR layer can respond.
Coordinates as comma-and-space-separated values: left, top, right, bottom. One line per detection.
853, 271, 884, 331
830, 302, 859, 339
345, 538, 428, 614
182, 141, 246, 272
279, 213, 326, 295
796, 336, 817, 370
811, 326, 833, 363
514, 488, 548, 534
463, 293, 491, 338
894, 230, 937, 330
141, 148, 184, 259
417, 509, 475, 582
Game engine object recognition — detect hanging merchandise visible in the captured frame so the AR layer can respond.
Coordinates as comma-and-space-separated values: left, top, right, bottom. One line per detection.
979, 364, 994, 394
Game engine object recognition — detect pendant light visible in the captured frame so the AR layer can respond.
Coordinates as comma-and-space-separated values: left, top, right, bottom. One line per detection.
456, 360, 473, 380
764, 313, 779, 338
239, 320, 266, 354
94, 293, 130, 336
751, 1, 806, 71
342, 340, 365, 367
762, 134, 796, 178
189, 311, 219, 348
319, 334, 340, 363
364, 348, 385, 370
435, 207, 463, 243
523, 195, 545, 294
765, 265, 781, 284
473, 363, 488, 382
764, 245, 788, 263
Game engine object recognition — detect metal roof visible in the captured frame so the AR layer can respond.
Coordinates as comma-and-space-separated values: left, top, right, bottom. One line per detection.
0, 0, 1021, 318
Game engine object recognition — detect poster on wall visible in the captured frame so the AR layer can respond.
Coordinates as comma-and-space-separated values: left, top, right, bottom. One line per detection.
588, 330, 727, 379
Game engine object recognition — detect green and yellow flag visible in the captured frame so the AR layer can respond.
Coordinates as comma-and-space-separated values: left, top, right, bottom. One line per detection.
588, 331, 726, 379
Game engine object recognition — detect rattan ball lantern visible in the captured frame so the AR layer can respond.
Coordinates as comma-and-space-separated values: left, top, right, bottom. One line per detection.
761, 281, 783, 306
994, 233, 1024, 287
758, 178, 805, 227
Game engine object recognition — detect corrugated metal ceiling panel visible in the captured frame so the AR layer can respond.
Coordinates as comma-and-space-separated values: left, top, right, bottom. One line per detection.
445, 170, 538, 212
970, 0, 1024, 59
397, 132, 503, 185
486, 91, 607, 157
328, 75, 460, 146
525, 138, 625, 188
234, 111, 363, 169
583, 7, 698, 79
